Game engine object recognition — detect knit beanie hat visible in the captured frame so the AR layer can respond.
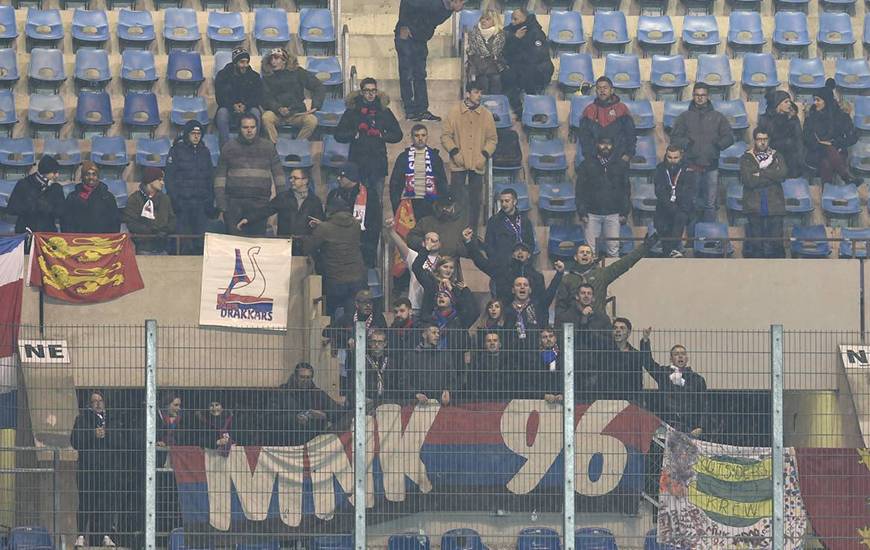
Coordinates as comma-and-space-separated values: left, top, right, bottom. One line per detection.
231, 46, 250, 64
814, 78, 837, 107
37, 155, 60, 175
764, 89, 791, 113
141, 166, 164, 186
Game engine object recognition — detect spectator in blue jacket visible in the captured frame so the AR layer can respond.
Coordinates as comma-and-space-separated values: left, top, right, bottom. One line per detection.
164, 120, 214, 254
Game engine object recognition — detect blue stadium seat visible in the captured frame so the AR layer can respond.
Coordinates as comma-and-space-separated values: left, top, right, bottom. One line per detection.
637, 15, 675, 54
72, 9, 109, 50
631, 133, 658, 172
203, 134, 220, 167
775, 0, 809, 10
0, 48, 18, 88
27, 93, 65, 137
838, 227, 870, 258
136, 137, 171, 168
43, 138, 82, 170
818, 12, 856, 59
387, 534, 430, 550
107, 179, 129, 208
521, 94, 559, 134
163, 8, 201, 51
0, 7, 19, 48
25, 9, 63, 50
75, 48, 111, 90
821, 0, 856, 13
307, 56, 343, 89
644, 529, 678, 550
235, 542, 280, 550
167, 50, 205, 96
0, 138, 35, 170
835, 58, 870, 96
618, 222, 636, 255
851, 136, 870, 173
458, 10, 481, 37
548, 10, 586, 51
663, 100, 689, 131
681, 15, 720, 56
773, 11, 811, 59
118, 9, 156, 50
789, 57, 826, 103
695, 54, 734, 98
482, 94, 512, 129
213, 50, 232, 79
592, 11, 630, 53
254, 8, 291, 50
557, 52, 594, 95
90, 135, 128, 170
207, 11, 246, 51
548, 223, 586, 259
276, 137, 313, 169
539, 181, 576, 213
650, 54, 688, 99
171, 96, 209, 128
123, 91, 160, 138
741, 53, 780, 99
8, 526, 52, 550
822, 182, 861, 216
315, 97, 346, 128
575, 528, 618, 550
568, 94, 595, 135
604, 53, 641, 97
517, 527, 561, 550
0, 179, 14, 208
494, 182, 530, 211
718, 140, 747, 171
791, 224, 831, 257
864, 14, 870, 51
311, 535, 354, 550
440, 528, 485, 550
727, 11, 764, 55
693, 221, 730, 257
121, 49, 158, 91
726, 180, 744, 224
529, 138, 567, 173
299, 8, 336, 55
854, 96, 870, 131
0, 89, 15, 135
28, 48, 65, 94
75, 90, 113, 137
321, 134, 349, 167
623, 98, 654, 130
782, 177, 814, 214
168, 526, 215, 550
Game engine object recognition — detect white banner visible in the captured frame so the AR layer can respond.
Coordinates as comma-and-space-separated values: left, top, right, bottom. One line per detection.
199, 233, 292, 331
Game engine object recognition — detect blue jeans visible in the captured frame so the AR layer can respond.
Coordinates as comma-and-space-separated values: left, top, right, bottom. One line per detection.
215, 106, 261, 146
395, 35, 429, 115
695, 168, 719, 223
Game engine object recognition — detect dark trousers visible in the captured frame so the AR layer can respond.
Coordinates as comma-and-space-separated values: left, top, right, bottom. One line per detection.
173, 200, 210, 255
77, 470, 115, 544
473, 72, 502, 94
654, 208, 690, 255
450, 170, 484, 228
818, 145, 852, 184
395, 35, 429, 115
500, 66, 549, 113
746, 214, 785, 258
324, 278, 367, 318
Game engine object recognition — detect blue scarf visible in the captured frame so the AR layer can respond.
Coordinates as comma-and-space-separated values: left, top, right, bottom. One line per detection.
404, 147, 438, 200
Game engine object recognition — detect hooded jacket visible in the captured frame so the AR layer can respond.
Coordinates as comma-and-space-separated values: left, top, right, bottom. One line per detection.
394, 0, 453, 42
669, 100, 734, 169
503, 14, 554, 83
575, 155, 631, 217
61, 181, 120, 233
261, 63, 325, 116
6, 171, 65, 233
165, 120, 215, 205
653, 160, 698, 214
214, 61, 264, 111
122, 184, 177, 251
578, 95, 637, 161
335, 91, 403, 180
300, 210, 365, 284
739, 148, 788, 216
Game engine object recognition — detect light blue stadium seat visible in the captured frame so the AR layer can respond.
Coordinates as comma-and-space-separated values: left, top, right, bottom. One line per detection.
311, 535, 354, 550
254, 8, 291, 50
0, 7, 19, 48
207, 11, 245, 51
663, 100, 690, 131
818, 12, 855, 59
458, 10, 481, 38
637, 15, 675, 54
167, 50, 204, 96
121, 49, 158, 91
822, 182, 861, 216
838, 227, 870, 258
864, 14, 870, 51
851, 136, 870, 173
575, 528, 618, 550
0, 49, 18, 88
604, 53, 641, 97
855, 96, 870, 131
27, 93, 65, 138
631, 180, 657, 214
592, 11, 630, 53
713, 99, 748, 132
650, 54, 687, 99
835, 58, 870, 96
0, 138, 35, 170
276, 138, 314, 169
558, 52, 594, 95
107, 179, 129, 208
618, 223, 636, 255
387, 534, 430, 550
694, 221, 731, 256
494, 182, 530, 212
624, 98, 654, 130
123, 91, 160, 138
539, 181, 576, 213
517, 527, 561, 550
726, 180, 744, 213
28, 48, 65, 94
773, 12, 810, 59
548, 10, 586, 51
299, 8, 336, 55
0, 179, 14, 208
72, 9, 109, 50
75, 48, 111, 90
321, 134, 349, 167
783, 177, 814, 213
90, 137, 128, 181
163, 8, 201, 51
681, 15, 720, 56
789, 57, 826, 103
171, 96, 209, 128
9, 526, 52, 550
307, 56, 343, 89
529, 138, 568, 173
118, 9, 156, 50
741, 53, 780, 99
440, 528, 485, 550
631, 134, 658, 171
791, 224, 831, 257
315, 97, 346, 128
482, 94, 512, 129
548, 223, 586, 259
821, 0, 856, 13
44, 138, 81, 171
695, 54, 734, 98
75, 90, 113, 137
0, 89, 15, 135
213, 50, 232, 79
25, 9, 63, 50
521, 94, 559, 133
203, 134, 220, 167
718, 140, 747, 171
727, 11, 764, 55
136, 137, 171, 168
568, 94, 595, 134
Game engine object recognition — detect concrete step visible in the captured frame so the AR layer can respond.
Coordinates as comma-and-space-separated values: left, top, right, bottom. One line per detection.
374, 78, 462, 104
343, 13, 454, 37
350, 55, 461, 80
346, 34, 456, 59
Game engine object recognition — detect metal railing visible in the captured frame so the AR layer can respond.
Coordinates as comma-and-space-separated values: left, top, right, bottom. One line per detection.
341, 24, 351, 97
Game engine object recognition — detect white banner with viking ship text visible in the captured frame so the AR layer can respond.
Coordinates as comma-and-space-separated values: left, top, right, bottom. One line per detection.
199, 233, 292, 331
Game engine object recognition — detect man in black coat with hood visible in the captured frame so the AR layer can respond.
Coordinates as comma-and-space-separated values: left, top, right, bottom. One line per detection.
61, 161, 120, 233
501, 8, 554, 114
6, 155, 65, 234
165, 120, 214, 254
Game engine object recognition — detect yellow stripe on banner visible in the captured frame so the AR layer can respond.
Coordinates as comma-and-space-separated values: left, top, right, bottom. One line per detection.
688, 481, 772, 519
0, 428, 15, 529
694, 455, 772, 482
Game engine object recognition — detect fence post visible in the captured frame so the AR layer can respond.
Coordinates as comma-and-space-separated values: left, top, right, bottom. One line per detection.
353, 321, 367, 550
145, 320, 158, 550
770, 324, 784, 550
562, 324, 575, 550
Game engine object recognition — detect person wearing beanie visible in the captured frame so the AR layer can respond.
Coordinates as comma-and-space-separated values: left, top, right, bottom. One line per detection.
261, 48, 324, 143
122, 167, 177, 254
326, 161, 382, 268
6, 154, 65, 235
164, 119, 214, 254
61, 161, 120, 233
214, 46, 263, 147
803, 78, 860, 186
757, 89, 806, 179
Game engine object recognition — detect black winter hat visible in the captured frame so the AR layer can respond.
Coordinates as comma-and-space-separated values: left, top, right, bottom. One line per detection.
37, 155, 60, 175
813, 78, 837, 107
764, 89, 792, 112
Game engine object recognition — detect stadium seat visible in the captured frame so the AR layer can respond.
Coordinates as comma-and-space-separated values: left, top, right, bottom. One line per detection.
718, 140, 747, 172
311, 535, 354, 550
741, 53, 780, 99
307, 56, 343, 88
123, 91, 160, 138
517, 527, 561, 550
726, 180, 744, 224
548, 10, 586, 53
28, 48, 65, 94
592, 11, 630, 54
783, 177, 814, 217
495, 181, 530, 211
773, 12, 810, 59
695, 54, 734, 99
818, 12, 855, 59
299, 8, 336, 56
791, 224, 831, 257
254, 8, 291, 51
8, 526, 52, 550
167, 50, 205, 96
75, 48, 111, 91
72, 9, 109, 50
207, 11, 246, 52
90, 135, 128, 176
27, 93, 65, 138
864, 14, 870, 52
236, 543, 280, 550
163, 8, 201, 51
637, 15, 675, 55
822, 183, 861, 220
624, 99, 654, 130
663, 100, 689, 131
387, 534, 430, 550
521, 94, 559, 138
789, 57, 826, 103
107, 179, 129, 208
604, 53, 641, 97
0, 138, 35, 177
821, 0, 856, 13
482, 94, 512, 129
203, 134, 220, 166
650, 54, 688, 100
568, 94, 595, 138
682, 15, 720, 57
529, 138, 568, 183
838, 227, 870, 258
321, 134, 349, 167
171, 96, 209, 128
0, 179, 13, 208
557, 52, 594, 96
644, 529, 678, 550
122, 49, 158, 92
25, 9, 63, 51
276, 138, 313, 169
0, 6, 19, 49
458, 9, 481, 37
631, 133, 658, 171
0, 89, 15, 136
315, 97, 346, 129
548, 223, 586, 259
835, 58, 870, 98
213, 50, 232, 79
539, 181, 576, 214
136, 137, 171, 168
440, 528, 485, 550
43, 138, 82, 178
618, 222, 636, 255
727, 11, 764, 56
75, 90, 113, 137
168, 526, 217, 550
575, 528, 618, 550
118, 9, 156, 51
852, 136, 870, 174
694, 221, 731, 257
854, 96, 870, 132
0, 49, 18, 88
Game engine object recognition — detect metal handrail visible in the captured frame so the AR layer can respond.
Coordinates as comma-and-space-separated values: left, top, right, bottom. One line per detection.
341, 24, 351, 96
452, 10, 460, 57
460, 29, 468, 100
349, 64, 358, 94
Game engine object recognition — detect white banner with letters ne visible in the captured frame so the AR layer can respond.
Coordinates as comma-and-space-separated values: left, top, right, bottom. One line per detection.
199, 233, 292, 330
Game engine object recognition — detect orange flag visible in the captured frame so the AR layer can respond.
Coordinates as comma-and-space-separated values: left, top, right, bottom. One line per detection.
391, 199, 416, 277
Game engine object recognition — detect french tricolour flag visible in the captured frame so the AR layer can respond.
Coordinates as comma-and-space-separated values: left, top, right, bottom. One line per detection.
0, 234, 26, 431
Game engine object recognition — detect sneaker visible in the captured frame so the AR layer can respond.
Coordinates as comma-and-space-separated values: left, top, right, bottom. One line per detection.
102, 535, 116, 547
669, 250, 684, 258
74, 535, 86, 548
405, 112, 422, 121
417, 110, 442, 122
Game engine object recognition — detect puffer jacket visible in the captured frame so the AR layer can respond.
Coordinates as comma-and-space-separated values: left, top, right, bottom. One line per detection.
669, 101, 734, 168
214, 62, 264, 111
335, 91, 403, 180
503, 14, 554, 83
262, 66, 325, 115
165, 120, 215, 204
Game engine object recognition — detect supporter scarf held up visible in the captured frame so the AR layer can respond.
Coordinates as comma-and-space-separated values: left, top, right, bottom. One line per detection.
352, 184, 368, 231
754, 148, 776, 170
403, 147, 438, 200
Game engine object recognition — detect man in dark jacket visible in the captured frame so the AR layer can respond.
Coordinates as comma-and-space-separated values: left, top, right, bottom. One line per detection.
389, 123, 448, 220
654, 145, 698, 257
347, 329, 404, 406
272, 363, 341, 445
484, 187, 536, 268
164, 119, 214, 255
578, 77, 637, 162
599, 317, 645, 402
575, 137, 631, 258
215, 113, 284, 236
261, 48, 324, 143
501, 8, 554, 114
214, 46, 263, 146
326, 162, 381, 267
563, 284, 616, 402
61, 161, 120, 233
335, 78, 403, 197
395, 0, 465, 121
401, 323, 457, 405
669, 82, 734, 223
406, 193, 468, 262
6, 154, 64, 234
740, 127, 788, 258
758, 89, 805, 179
122, 167, 176, 254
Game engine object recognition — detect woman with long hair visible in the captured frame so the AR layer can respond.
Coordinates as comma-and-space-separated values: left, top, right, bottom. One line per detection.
803, 78, 860, 185
466, 9, 506, 93
412, 252, 479, 327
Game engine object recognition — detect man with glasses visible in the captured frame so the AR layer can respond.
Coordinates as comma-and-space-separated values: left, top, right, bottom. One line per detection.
670, 82, 734, 224
336, 77, 403, 198
389, 123, 448, 219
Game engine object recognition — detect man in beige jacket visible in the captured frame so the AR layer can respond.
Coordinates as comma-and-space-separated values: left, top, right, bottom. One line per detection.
441, 80, 498, 228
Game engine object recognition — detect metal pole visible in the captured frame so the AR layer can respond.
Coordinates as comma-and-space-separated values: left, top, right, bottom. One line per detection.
145, 320, 158, 550
770, 324, 784, 550
353, 321, 366, 550
860, 259, 865, 343
486, 157, 494, 218
562, 324, 575, 550
381, 238, 391, 316
52, 449, 58, 549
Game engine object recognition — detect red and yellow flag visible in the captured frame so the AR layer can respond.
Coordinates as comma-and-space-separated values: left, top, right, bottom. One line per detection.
29, 233, 144, 303
390, 198, 416, 277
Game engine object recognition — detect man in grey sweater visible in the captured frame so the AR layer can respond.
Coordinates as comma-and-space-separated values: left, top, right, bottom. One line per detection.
215, 113, 285, 236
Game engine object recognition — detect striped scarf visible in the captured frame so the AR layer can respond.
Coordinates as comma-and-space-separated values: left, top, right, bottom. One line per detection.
403, 147, 437, 200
